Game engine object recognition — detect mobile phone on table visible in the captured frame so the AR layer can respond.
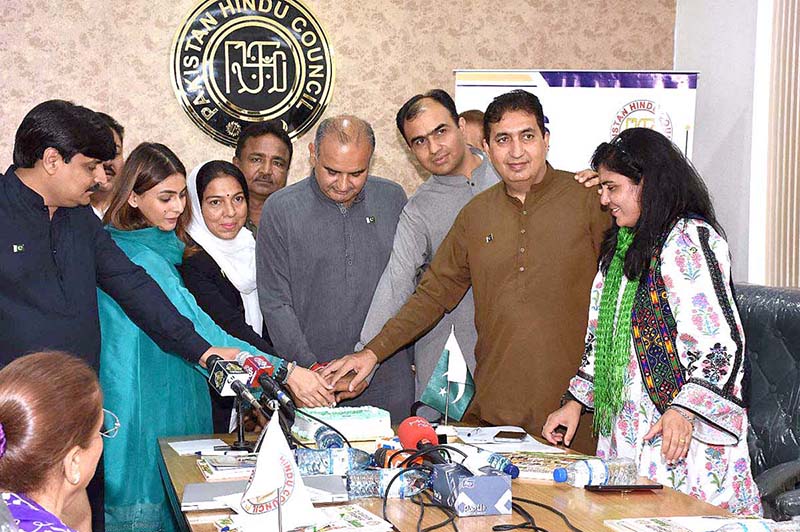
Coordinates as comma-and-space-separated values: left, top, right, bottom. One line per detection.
494, 429, 527, 442
585, 484, 663, 492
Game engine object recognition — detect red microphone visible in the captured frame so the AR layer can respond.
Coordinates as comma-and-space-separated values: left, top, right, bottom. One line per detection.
373, 447, 423, 468
235, 353, 275, 387
397, 416, 447, 465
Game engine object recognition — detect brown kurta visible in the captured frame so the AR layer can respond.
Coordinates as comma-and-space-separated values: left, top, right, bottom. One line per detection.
366, 165, 610, 452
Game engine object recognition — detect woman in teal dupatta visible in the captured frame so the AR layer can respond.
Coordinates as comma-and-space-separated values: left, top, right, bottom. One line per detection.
97, 143, 335, 532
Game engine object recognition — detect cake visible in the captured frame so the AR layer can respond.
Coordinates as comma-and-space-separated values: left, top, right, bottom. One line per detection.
291, 406, 393, 442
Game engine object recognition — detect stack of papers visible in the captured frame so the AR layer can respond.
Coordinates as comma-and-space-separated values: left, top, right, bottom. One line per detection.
214, 504, 393, 532
454, 426, 566, 453
604, 516, 791, 531
501, 451, 592, 480
167, 438, 228, 455
196, 455, 257, 482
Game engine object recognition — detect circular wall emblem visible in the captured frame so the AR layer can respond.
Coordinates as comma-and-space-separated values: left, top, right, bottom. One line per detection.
171, 0, 335, 147
610, 99, 673, 139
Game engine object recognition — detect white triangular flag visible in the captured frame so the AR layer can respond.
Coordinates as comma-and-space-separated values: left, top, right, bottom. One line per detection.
445, 325, 468, 384
224, 413, 318, 529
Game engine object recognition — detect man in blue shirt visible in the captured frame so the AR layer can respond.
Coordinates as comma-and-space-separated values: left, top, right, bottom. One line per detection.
0, 99, 241, 531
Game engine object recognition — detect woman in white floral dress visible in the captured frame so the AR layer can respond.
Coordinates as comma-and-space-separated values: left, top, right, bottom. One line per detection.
542, 128, 762, 515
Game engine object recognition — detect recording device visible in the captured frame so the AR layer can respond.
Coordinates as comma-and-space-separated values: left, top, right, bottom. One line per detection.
206, 354, 250, 397
235, 352, 275, 386
397, 416, 448, 465
258, 371, 296, 423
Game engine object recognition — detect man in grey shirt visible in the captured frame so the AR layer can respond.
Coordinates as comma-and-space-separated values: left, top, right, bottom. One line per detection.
358, 90, 499, 411
257, 115, 414, 421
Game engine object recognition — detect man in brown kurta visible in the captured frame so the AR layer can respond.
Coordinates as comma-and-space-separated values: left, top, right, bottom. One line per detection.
325, 90, 609, 452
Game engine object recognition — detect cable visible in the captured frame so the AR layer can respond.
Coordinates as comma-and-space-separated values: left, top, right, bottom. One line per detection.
397, 444, 468, 468
502, 497, 586, 532
296, 409, 353, 448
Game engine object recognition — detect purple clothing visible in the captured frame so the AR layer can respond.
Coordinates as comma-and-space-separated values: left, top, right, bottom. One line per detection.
2, 492, 77, 532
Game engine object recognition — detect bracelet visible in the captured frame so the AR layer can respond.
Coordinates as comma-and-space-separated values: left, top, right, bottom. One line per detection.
282, 361, 297, 384
669, 406, 695, 424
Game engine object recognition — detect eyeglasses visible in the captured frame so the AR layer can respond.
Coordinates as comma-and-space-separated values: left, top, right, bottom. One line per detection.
100, 408, 120, 439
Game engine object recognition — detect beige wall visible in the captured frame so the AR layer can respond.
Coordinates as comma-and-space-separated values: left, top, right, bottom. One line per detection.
0, 0, 675, 193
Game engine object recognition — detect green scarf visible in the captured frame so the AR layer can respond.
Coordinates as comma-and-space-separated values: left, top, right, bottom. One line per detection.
593, 227, 639, 436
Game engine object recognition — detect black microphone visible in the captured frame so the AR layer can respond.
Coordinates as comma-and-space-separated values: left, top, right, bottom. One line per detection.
258, 372, 296, 424
206, 354, 250, 397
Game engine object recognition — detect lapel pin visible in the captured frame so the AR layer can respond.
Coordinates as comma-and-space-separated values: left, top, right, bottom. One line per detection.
12, 244, 24, 253
366, 216, 376, 224
485, 233, 493, 243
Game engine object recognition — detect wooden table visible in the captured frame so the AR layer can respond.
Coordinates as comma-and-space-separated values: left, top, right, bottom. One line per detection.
158, 435, 731, 532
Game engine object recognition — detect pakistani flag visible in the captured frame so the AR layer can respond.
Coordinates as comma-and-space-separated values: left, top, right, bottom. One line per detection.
420, 325, 475, 421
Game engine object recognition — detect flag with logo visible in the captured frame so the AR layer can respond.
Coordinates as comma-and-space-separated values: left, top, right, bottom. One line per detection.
218, 412, 318, 529
420, 325, 475, 421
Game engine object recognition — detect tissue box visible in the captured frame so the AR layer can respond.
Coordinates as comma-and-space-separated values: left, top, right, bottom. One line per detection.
429, 463, 512, 517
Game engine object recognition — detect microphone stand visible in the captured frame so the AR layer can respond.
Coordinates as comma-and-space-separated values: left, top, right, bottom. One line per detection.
265, 399, 284, 532
229, 398, 256, 452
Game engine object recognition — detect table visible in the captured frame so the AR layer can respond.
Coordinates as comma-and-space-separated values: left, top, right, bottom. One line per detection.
158, 435, 732, 531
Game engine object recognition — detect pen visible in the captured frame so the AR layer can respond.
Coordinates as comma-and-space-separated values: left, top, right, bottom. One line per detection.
195, 450, 250, 456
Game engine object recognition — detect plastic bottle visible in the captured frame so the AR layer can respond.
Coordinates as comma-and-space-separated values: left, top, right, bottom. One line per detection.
346, 468, 429, 499
294, 447, 371, 476
0, 498, 18, 532
313, 425, 345, 449
448, 443, 520, 479
553, 457, 637, 487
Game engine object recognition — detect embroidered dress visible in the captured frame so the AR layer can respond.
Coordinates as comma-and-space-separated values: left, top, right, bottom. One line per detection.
568, 219, 762, 515
2, 492, 77, 532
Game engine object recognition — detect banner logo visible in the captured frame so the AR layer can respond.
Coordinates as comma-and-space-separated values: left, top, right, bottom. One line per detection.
240, 454, 295, 514
610, 99, 673, 139
171, 0, 335, 147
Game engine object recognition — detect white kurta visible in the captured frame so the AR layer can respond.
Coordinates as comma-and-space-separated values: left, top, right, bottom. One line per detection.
568, 218, 762, 516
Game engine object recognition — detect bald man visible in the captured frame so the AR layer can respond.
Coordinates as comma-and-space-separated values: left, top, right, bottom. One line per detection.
256, 115, 414, 421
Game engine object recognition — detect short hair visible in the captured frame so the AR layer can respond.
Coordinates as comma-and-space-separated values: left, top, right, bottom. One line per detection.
459, 109, 484, 126
96, 112, 125, 141
483, 90, 546, 142
396, 89, 459, 142
13, 100, 116, 168
104, 142, 191, 244
235, 121, 293, 164
0, 351, 102, 494
196, 160, 250, 205
314, 115, 375, 157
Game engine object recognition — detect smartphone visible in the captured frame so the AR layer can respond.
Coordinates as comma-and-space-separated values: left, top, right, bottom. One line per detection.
585, 484, 663, 492
494, 430, 527, 442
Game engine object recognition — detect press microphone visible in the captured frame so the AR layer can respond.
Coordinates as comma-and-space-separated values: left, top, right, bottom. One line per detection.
235, 352, 275, 386
258, 372, 296, 422
373, 447, 423, 469
206, 354, 250, 397
397, 416, 448, 465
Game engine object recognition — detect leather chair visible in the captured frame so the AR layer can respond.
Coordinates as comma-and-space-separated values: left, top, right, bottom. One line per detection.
737, 283, 800, 520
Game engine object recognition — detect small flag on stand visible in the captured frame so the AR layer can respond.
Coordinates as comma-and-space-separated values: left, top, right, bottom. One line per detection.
420, 325, 475, 422
221, 411, 318, 530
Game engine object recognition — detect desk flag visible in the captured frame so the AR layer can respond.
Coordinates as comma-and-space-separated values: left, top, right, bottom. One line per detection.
227, 411, 318, 529
420, 325, 475, 421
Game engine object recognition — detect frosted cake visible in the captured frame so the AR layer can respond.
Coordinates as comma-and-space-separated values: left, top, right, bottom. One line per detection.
291, 406, 393, 442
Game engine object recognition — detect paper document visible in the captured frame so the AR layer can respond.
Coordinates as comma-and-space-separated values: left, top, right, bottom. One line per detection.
167, 438, 227, 456
604, 516, 787, 532
455, 427, 566, 453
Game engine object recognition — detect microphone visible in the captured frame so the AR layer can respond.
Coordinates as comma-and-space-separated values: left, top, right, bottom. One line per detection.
397, 416, 448, 465
206, 354, 250, 397
258, 371, 296, 422
235, 352, 275, 386
230, 380, 264, 414
373, 447, 423, 468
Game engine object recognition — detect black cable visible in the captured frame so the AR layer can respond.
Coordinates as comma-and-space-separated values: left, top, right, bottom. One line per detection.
507, 497, 586, 532
381, 465, 432, 528
418, 491, 459, 532
398, 444, 467, 467
492, 501, 548, 532
296, 410, 353, 448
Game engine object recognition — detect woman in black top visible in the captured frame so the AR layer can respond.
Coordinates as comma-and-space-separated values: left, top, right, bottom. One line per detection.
180, 160, 274, 431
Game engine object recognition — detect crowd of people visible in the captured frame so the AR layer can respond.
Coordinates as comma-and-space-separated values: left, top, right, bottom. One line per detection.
0, 87, 761, 532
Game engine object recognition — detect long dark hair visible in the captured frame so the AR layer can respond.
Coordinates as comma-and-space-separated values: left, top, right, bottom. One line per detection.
593, 128, 724, 280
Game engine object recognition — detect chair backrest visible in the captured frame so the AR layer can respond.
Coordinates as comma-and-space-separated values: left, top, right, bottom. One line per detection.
736, 283, 800, 477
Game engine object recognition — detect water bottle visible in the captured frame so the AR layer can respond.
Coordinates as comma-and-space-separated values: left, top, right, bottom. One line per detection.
0, 497, 18, 532
294, 447, 371, 476
346, 468, 429, 499
553, 457, 637, 487
314, 425, 345, 449
448, 443, 520, 479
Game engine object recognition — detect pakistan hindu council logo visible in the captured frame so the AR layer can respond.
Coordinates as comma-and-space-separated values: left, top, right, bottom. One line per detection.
610, 99, 673, 140
171, 0, 335, 147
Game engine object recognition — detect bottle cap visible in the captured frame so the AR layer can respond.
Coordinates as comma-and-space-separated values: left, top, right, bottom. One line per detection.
553, 467, 568, 483
504, 464, 520, 479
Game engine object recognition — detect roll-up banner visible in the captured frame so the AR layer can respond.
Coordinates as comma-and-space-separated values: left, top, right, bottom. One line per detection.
454, 70, 698, 172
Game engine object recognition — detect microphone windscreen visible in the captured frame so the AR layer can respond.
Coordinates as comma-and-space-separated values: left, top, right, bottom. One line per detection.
397, 416, 438, 449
